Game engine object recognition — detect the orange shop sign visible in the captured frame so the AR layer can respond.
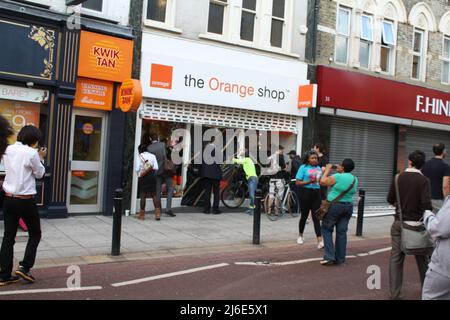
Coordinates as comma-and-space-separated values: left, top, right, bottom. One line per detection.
78, 30, 133, 82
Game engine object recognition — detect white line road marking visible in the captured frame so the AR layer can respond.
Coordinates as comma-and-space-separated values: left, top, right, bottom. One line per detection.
0, 286, 102, 296
111, 263, 230, 287
233, 247, 392, 266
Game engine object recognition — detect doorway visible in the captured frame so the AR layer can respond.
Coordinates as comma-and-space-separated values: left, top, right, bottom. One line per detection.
67, 109, 107, 213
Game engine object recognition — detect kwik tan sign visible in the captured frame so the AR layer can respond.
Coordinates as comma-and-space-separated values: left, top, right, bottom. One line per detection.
78, 30, 133, 83
317, 66, 450, 126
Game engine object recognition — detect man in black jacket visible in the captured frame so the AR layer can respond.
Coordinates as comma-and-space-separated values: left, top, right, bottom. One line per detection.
201, 140, 222, 214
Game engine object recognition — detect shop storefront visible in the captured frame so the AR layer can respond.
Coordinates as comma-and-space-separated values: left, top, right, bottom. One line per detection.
69, 30, 133, 214
131, 33, 312, 213
316, 66, 450, 207
0, 12, 79, 218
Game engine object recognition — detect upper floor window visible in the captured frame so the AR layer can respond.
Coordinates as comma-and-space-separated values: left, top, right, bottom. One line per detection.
204, 0, 293, 54
380, 20, 395, 73
442, 36, 450, 84
147, 0, 167, 22
270, 0, 285, 48
412, 28, 424, 80
82, 0, 103, 12
359, 14, 373, 69
240, 0, 257, 42
335, 7, 351, 64
208, 0, 228, 35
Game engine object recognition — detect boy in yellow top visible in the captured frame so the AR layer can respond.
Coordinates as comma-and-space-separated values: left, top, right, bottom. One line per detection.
233, 149, 258, 215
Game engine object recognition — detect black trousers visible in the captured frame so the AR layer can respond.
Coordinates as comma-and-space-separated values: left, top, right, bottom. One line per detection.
298, 188, 322, 237
0, 197, 41, 277
203, 178, 220, 211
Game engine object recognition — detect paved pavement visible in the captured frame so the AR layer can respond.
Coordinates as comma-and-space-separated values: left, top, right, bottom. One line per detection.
1, 206, 395, 269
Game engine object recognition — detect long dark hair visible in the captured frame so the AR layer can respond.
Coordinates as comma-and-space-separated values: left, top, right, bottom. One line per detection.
0, 115, 14, 158
302, 151, 318, 165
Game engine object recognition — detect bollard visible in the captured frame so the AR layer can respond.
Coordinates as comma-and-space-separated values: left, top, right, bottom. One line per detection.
356, 189, 365, 237
111, 188, 123, 256
253, 189, 262, 245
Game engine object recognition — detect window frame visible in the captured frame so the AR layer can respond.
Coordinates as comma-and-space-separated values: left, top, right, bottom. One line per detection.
359, 13, 373, 69
441, 35, 450, 85
80, 0, 107, 16
411, 27, 425, 81
269, 0, 287, 48
206, 0, 230, 36
380, 20, 396, 75
143, 0, 181, 33
240, 0, 258, 43
335, 6, 351, 65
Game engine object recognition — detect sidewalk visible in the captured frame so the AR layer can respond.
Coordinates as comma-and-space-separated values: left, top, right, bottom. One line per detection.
2, 207, 395, 269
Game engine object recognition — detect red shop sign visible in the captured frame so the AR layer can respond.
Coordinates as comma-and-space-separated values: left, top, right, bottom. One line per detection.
317, 66, 450, 126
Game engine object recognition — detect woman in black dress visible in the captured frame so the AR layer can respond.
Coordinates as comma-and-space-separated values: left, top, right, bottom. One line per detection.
136, 144, 160, 220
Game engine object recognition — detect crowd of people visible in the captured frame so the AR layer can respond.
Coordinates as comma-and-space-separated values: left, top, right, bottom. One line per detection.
1, 114, 449, 299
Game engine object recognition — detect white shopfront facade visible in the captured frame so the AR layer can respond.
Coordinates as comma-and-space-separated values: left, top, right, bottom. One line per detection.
130, 33, 311, 214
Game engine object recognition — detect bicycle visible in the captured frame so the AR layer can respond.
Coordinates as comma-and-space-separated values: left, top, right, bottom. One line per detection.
220, 165, 247, 208
263, 178, 299, 221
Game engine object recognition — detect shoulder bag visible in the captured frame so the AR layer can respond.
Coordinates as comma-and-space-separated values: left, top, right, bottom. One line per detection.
139, 154, 153, 177
394, 174, 434, 255
164, 159, 177, 177
315, 176, 356, 221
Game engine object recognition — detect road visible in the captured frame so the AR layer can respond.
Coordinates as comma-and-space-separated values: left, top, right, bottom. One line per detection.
0, 237, 423, 301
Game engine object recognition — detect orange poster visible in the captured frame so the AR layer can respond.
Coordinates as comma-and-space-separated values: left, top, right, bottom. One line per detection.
78, 30, 133, 82
74, 77, 114, 111
0, 100, 40, 144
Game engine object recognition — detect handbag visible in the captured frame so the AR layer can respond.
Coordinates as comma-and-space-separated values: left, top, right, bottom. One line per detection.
164, 159, 177, 177
315, 176, 356, 221
394, 174, 434, 255
139, 154, 153, 176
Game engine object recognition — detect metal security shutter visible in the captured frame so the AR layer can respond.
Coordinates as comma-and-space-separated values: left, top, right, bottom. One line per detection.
405, 127, 450, 165
329, 117, 396, 207
140, 98, 299, 133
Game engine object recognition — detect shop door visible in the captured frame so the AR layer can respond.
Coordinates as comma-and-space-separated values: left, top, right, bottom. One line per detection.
67, 109, 106, 213
329, 117, 396, 207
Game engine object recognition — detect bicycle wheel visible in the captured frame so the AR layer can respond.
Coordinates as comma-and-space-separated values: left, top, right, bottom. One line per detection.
263, 194, 279, 221
286, 191, 300, 217
221, 184, 246, 208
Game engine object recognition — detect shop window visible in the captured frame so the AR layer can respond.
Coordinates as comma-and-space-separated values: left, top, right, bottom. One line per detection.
380, 20, 395, 74
335, 6, 351, 64
359, 14, 373, 69
82, 0, 103, 12
0, 99, 48, 172
240, 0, 257, 42
270, 0, 285, 48
441, 36, 450, 84
208, 0, 228, 35
412, 28, 425, 80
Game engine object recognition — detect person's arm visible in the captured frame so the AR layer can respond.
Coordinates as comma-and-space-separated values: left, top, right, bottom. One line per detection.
387, 178, 396, 205
423, 204, 450, 240
233, 158, 245, 165
443, 165, 450, 198
30, 149, 46, 180
295, 166, 312, 186
421, 178, 433, 212
320, 164, 336, 187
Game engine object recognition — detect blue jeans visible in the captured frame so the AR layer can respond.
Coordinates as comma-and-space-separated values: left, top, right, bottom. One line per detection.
321, 202, 353, 264
247, 177, 258, 209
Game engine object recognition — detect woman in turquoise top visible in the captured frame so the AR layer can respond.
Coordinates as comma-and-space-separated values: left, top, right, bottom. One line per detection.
295, 151, 323, 248
319, 159, 358, 266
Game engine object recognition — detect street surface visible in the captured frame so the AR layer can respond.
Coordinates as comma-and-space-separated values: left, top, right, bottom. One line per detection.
0, 237, 423, 300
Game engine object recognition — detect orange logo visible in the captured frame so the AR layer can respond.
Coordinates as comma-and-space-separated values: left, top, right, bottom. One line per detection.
298, 84, 317, 108
150, 64, 173, 90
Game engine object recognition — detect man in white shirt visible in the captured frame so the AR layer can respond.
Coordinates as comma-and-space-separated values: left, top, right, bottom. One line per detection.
0, 125, 46, 286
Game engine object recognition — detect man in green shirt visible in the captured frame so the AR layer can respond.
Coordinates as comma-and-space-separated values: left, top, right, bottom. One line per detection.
233, 149, 258, 214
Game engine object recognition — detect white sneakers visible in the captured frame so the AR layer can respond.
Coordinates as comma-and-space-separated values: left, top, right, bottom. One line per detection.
318, 240, 324, 249
296, 236, 324, 249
